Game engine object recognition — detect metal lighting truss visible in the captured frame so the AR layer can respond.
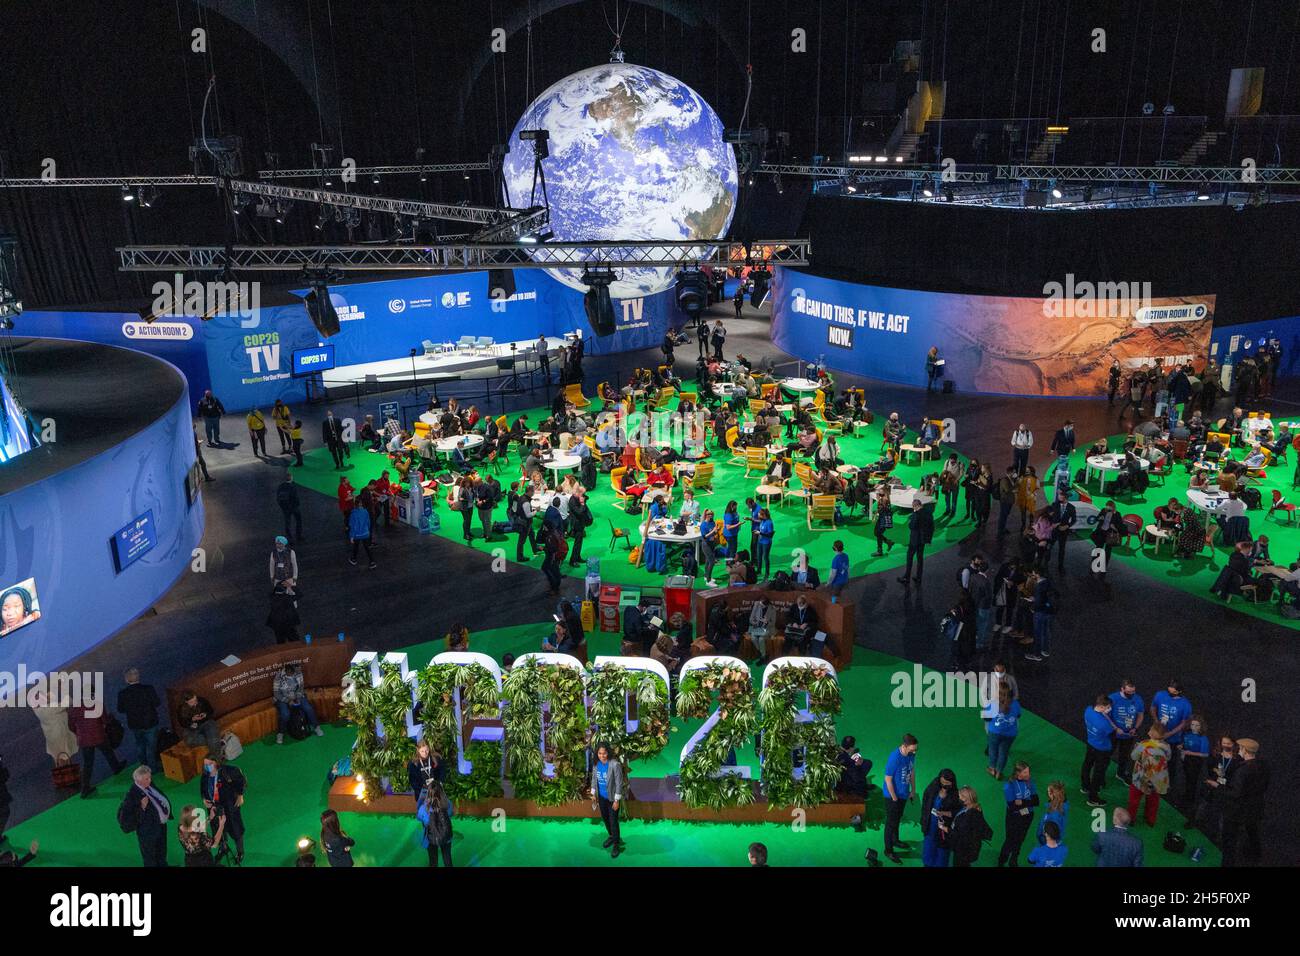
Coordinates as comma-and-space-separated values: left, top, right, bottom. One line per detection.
116, 239, 812, 273
759, 163, 990, 183
996, 164, 1300, 184
256, 163, 490, 179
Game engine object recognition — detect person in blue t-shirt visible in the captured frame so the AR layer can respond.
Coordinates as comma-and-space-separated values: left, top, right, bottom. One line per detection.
1082, 696, 1118, 807
1151, 680, 1193, 795
986, 683, 1021, 780
1109, 679, 1146, 784
997, 761, 1039, 867
722, 501, 741, 558
1028, 820, 1068, 867
1037, 780, 1069, 845
882, 734, 919, 864
828, 539, 850, 601
1180, 715, 1211, 807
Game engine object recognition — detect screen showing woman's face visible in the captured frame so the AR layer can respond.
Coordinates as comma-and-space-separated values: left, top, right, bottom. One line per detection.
1, 594, 26, 629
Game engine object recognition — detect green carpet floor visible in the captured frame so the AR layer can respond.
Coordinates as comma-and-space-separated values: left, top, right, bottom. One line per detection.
292, 399, 970, 589
7, 624, 1217, 867
1059, 413, 1298, 631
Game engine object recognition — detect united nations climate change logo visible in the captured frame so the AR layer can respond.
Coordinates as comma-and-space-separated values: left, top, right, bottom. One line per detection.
440, 292, 456, 308
388, 298, 407, 314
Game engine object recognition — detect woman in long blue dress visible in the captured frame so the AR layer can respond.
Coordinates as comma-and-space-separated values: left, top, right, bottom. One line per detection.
644, 495, 669, 573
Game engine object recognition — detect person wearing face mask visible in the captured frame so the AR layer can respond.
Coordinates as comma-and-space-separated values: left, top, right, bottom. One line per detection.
998, 761, 1039, 867
199, 754, 247, 864
784, 593, 818, 655
322, 409, 349, 469
920, 769, 960, 867
1180, 715, 1211, 808
1108, 680, 1146, 784
1150, 680, 1193, 798
1188, 732, 1239, 840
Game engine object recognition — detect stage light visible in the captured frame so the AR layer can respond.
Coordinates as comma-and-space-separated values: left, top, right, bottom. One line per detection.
137, 185, 159, 208
895, 156, 904, 162
1197, 183, 1210, 200
747, 176, 754, 186
315, 209, 328, 231
675, 267, 709, 319
1051, 186, 1063, 199
303, 275, 341, 337
121, 185, 135, 202
846, 185, 857, 193
519, 235, 537, 244
943, 186, 955, 203
748, 267, 772, 308
274, 202, 287, 224
875, 156, 887, 162
463, 172, 470, 180
580, 268, 617, 337
922, 187, 934, 198
324, 177, 333, 187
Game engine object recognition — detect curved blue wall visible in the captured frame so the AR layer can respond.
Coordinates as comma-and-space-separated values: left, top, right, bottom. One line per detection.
0, 384, 204, 674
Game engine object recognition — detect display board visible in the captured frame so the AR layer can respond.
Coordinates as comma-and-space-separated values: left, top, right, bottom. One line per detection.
770, 267, 1216, 397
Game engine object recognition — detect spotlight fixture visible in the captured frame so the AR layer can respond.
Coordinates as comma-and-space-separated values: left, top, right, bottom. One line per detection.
1050, 186, 1063, 200
580, 267, 618, 337
121, 185, 135, 202
463, 172, 470, 180
675, 267, 709, 319
943, 186, 955, 203
846, 185, 857, 193
274, 202, 287, 224
372, 174, 381, 185
314, 209, 327, 231
921, 175, 934, 198
1196, 182, 1210, 201
137, 185, 159, 208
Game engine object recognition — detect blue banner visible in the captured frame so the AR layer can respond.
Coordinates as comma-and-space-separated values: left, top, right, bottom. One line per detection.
1210, 317, 1298, 377
292, 344, 336, 376
202, 305, 318, 413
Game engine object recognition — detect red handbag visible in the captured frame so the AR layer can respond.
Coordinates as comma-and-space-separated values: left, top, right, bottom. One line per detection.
52, 752, 79, 789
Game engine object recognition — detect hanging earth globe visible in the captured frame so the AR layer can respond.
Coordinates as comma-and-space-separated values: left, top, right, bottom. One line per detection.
501, 62, 738, 299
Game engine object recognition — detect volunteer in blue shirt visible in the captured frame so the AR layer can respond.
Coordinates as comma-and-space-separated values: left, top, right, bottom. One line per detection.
587, 742, 627, 859
997, 761, 1039, 867
986, 683, 1021, 780
1028, 820, 1068, 867
751, 508, 774, 580
1180, 715, 1211, 807
1082, 695, 1118, 807
1151, 680, 1193, 795
882, 734, 919, 864
698, 509, 719, 586
1037, 780, 1069, 845
722, 501, 742, 558
1108, 679, 1146, 784
828, 539, 850, 601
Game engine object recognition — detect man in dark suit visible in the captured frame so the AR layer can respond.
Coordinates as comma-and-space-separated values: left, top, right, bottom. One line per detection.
1047, 491, 1078, 572
321, 409, 348, 469
897, 498, 935, 586
1091, 808, 1144, 867
1221, 738, 1269, 866
1049, 419, 1077, 459
118, 766, 172, 867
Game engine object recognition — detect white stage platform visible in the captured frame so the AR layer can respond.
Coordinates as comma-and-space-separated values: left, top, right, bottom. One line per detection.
321, 335, 571, 388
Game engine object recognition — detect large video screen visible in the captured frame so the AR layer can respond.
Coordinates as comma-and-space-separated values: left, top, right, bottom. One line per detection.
0, 577, 41, 638
770, 268, 1216, 397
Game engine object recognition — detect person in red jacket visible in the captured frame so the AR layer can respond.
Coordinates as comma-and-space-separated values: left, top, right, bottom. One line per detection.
336, 477, 355, 538
67, 705, 125, 799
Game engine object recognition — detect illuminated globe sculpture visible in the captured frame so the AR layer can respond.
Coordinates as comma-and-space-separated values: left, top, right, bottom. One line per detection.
502, 62, 738, 299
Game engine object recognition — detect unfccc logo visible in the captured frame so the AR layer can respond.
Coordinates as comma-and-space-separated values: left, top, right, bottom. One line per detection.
388, 298, 407, 313
441, 291, 471, 308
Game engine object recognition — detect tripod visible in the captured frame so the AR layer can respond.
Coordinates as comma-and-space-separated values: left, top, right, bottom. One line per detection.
405, 348, 428, 401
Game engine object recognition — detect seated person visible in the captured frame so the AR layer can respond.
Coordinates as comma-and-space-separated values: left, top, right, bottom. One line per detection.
1265, 425, 1293, 456
1248, 534, 1272, 566
541, 620, 582, 655
645, 463, 674, 488
783, 593, 819, 654
918, 419, 939, 447
882, 413, 905, 450
649, 633, 682, 675
790, 554, 821, 589
727, 551, 753, 587
814, 470, 845, 496
388, 429, 411, 455
1188, 468, 1211, 490
864, 453, 897, 476
1216, 467, 1238, 493
790, 426, 820, 459
448, 439, 472, 473
390, 452, 414, 483
1203, 435, 1227, 461
1169, 419, 1191, 442
1241, 446, 1268, 471
679, 489, 701, 521
835, 736, 873, 797
1210, 541, 1256, 599
815, 436, 842, 472
1087, 436, 1109, 457
1274, 561, 1300, 603
359, 415, 383, 452
1152, 499, 1182, 530
766, 454, 793, 484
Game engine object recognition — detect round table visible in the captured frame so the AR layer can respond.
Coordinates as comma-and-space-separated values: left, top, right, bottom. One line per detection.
755, 484, 784, 509
900, 443, 931, 465
1085, 453, 1150, 494
643, 517, 703, 567
781, 377, 822, 394
835, 464, 859, 477
1142, 524, 1172, 554
1186, 488, 1230, 513
531, 491, 571, 518
435, 434, 484, 455
867, 486, 935, 520
542, 453, 582, 476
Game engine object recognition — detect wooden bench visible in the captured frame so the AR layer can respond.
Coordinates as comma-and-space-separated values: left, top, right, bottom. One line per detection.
161, 686, 343, 783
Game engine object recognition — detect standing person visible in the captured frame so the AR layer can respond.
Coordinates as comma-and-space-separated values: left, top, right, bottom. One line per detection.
661, 330, 676, 368
827, 539, 850, 601
947, 786, 993, 867
919, 769, 960, 867
1150, 680, 1193, 798
1048, 419, 1077, 462
541, 522, 565, 595
998, 761, 1039, 867
290, 420, 305, 466
117, 766, 171, 867
748, 596, 776, 663
474, 474, 499, 543
197, 389, 225, 447
589, 741, 627, 859
986, 683, 1022, 780
872, 485, 896, 555
1028, 821, 1068, 867
509, 482, 537, 562
1047, 490, 1077, 573
722, 500, 741, 558
1127, 724, 1171, 827
276, 472, 304, 543
1191, 732, 1238, 842
1220, 738, 1269, 867
320, 810, 355, 868
269, 535, 299, 590
754, 507, 775, 580
710, 319, 727, 361
347, 499, 376, 569
1037, 781, 1070, 846
535, 333, 551, 381
417, 781, 454, 867
995, 466, 1017, 536
897, 498, 934, 587
567, 490, 591, 566
1010, 424, 1034, 475
116, 668, 162, 774
1024, 572, 1055, 662
925, 346, 941, 390
1082, 695, 1118, 808
1091, 808, 1143, 867
1181, 716, 1211, 809
199, 754, 246, 864
322, 410, 348, 470
1015, 465, 1041, 530
1107, 360, 1122, 406
1109, 679, 1146, 784
246, 407, 268, 457
939, 453, 962, 518
732, 284, 744, 319
882, 734, 918, 864
193, 425, 213, 482
266, 581, 301, 644
67, 703, 125, 799
271, 399, 292, 453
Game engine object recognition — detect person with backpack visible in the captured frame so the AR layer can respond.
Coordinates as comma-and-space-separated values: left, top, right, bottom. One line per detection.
967, 557, 994, 652
541, 523, 566, 594
199, 754, 247, 864
197, 389, 226, 447
1024, 574, 1056, 662
272, 662, 323, 744
474, 475, 499, 542
508, 482, 538, 562
417, 781, 454, 867
567, 490, 592, 566
946, 786, 993, 867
